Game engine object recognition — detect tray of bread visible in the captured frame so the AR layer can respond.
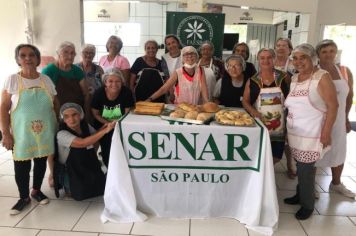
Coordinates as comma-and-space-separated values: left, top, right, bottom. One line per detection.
160, 102, 220, 125
214, 109, 256, 127
133, 101, 165, 115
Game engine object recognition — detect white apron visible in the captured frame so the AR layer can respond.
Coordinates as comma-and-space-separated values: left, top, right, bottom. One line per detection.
316, 66, 349, 167
253, 74, 285, 142
285, 71, 326, 163
198, 59, 216, 100
175, 67, 202, 105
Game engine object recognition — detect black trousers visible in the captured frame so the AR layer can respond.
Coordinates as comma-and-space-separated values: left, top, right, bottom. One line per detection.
14, 157, 47, 199
99, 130, 114, 168
296, 161, 316, 210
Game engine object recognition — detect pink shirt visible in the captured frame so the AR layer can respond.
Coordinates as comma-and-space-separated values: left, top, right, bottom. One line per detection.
99, 55, 130, 71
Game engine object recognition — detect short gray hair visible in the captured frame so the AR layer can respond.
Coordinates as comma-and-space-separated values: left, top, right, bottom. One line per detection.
106, 35, 123, 53
102, 68, 124, 83
81, 44, 96, 54
198, 41, 215, 54
225, 55, 246, 71
56, 41, 76, 55
315, 39, 338, 57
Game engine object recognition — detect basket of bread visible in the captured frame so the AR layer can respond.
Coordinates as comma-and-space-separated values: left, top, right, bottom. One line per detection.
160, 102, 220, 125
214, 109, 256, 127
133, 101, 165, 115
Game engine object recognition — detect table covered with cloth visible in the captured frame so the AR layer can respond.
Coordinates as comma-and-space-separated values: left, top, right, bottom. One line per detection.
101, 112, 279, 235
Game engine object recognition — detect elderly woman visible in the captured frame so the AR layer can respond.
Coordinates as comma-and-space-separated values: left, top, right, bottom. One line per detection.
284, 44, 338, 220
0, 44, 57, 214
274, 38, 295, 76
274, 38, 296, 179
213, 55, 246, 107
42, 41, 90, 186
242, 48, 289, 163
42, 41, 89, 110
232, 42, 257, 79
198, 41, 224, 100
55, 103, 115, 200
99, 35, 130, 85
130, 40, 165, 102
91, 69, 134, 167
76, 44, 104, 95
147, 46, 209, 105
314, 39, 355, 198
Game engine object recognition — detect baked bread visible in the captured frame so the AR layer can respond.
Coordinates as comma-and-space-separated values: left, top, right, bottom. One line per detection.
178, 103, 197, 112
170, 110, 185, 118
184, 111, 199, 120
134, 101, 164, 115
202, 102, 220, 113
196, 112, 212, 121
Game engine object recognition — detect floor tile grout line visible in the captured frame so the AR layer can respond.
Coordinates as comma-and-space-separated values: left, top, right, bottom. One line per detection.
188, 218, 191, 236
297, 219, 309, 236
129, 220, 135, 234
347, 216, 356, 226
70, 200, 92, 231
13, 202, 41, 228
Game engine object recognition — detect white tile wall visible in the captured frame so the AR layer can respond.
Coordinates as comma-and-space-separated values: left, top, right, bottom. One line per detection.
149, 2, 163, 17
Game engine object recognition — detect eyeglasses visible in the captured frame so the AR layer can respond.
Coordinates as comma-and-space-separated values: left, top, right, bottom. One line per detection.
83, 51, 95, 55
183, 52, 196, 57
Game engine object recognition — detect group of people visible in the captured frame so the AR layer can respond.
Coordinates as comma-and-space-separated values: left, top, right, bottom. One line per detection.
0, 34, 354, 222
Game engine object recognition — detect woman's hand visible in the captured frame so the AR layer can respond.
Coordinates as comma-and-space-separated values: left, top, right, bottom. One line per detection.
102, 121, 116, 134
346, 119, 352, 133
320, 127, 332, 148
1, 133, 14, 150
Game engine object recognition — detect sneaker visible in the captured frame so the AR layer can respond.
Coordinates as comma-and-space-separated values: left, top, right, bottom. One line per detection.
10, 198, 31, 215
31, 190, 49, 205
329, 182, 356, 198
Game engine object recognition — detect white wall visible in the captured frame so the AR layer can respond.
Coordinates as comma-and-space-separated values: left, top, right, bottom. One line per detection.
315, 0, 356, 43
0, 0, 27, 83
31, 0, 82, 58
223, 7, 273, 25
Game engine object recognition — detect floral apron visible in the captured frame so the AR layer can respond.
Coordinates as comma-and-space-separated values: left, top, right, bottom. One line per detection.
11, 77, 56, 160
252, 73, 285, 141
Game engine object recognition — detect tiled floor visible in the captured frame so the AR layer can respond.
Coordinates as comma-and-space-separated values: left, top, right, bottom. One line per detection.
1, 131, 356, 236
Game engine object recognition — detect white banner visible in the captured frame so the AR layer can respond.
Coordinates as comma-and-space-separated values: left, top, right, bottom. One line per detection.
102, 113, 279, 235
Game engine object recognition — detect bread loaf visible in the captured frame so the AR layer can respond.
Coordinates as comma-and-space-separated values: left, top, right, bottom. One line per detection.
202, 102, 220, 113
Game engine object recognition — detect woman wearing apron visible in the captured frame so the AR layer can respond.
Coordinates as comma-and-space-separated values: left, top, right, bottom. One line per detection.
213, 55, 246, 108
42, 41, 90, 187
243, 48, 289, 164
147, 46, 209, 105
55, 103, 115, 200
0, 44, 57, 215
284, 44, 338, 220
315, 39, 355, 198
197, 41, 224, 100
130, 40, 165, 102
274, 37, 296, 179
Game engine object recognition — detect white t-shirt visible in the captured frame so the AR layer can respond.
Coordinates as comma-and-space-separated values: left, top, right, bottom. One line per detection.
3, 73, 57, 111
57, 125, 96, 164
162, 53, 182, 77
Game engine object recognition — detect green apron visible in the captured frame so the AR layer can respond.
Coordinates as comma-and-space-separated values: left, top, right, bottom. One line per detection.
11, 76, 56, 160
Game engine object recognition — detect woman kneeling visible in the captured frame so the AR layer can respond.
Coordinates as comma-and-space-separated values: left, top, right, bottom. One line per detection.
55, 103, 116, 200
